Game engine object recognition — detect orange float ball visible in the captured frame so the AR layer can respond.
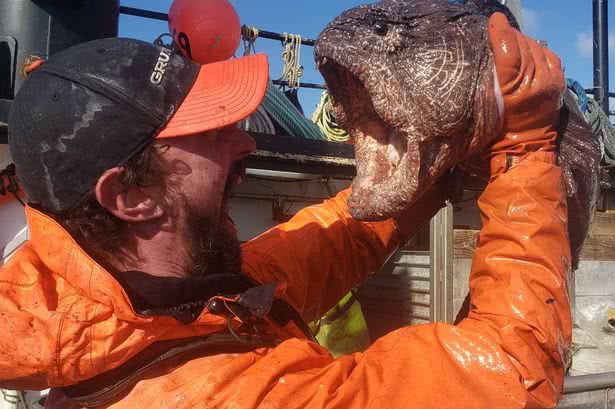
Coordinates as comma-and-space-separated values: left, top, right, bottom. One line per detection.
168, 0, 241, 64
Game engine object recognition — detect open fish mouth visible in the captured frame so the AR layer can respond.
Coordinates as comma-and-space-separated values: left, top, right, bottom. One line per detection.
316, 54, 420, 221
314, 1, 507, 222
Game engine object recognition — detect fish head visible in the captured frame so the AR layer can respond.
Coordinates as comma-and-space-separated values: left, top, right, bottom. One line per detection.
315, 0, 509, 220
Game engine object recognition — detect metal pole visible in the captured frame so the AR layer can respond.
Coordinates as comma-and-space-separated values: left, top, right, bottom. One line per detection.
499, 0, 524, 29
116, 10, 320, 47
272, 80, 326, 90
564, 372, 615, 394
429, 203, 454, 323
119, 6, 168, 21
593, 0, 610, 113
584, 89, 615, 98
241, 26, 316, 46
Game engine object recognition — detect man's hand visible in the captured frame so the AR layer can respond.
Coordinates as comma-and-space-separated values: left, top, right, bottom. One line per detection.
487, 12, 566, 178
396, 13, 567, 245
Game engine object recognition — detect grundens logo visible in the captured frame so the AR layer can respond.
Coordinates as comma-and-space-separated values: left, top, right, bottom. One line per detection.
150, 48, 172, 85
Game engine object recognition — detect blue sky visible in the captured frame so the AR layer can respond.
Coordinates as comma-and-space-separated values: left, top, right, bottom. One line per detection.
119, 1, 615, 116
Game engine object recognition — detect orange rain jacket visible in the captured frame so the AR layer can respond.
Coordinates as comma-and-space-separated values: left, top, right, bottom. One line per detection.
0, 153, 571, 408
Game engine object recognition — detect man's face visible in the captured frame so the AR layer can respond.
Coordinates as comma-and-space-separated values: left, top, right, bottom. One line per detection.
160, 127, 256, 276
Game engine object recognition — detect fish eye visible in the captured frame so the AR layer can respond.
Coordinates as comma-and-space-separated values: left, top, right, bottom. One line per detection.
373, 21, 388, 36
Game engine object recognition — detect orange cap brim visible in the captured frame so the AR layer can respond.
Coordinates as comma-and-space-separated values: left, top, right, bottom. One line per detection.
156, 53, 268, 138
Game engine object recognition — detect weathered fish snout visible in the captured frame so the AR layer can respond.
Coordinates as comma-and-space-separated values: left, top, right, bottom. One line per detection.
315, 0, 504, 221
316, 41, 421, 221
348, 127, 421, 221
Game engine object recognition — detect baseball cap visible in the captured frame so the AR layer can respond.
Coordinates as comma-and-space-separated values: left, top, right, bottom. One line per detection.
8, 37, 268, 213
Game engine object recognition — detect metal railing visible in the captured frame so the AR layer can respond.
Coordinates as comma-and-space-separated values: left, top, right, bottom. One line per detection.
119, 5, 326, 90
120, 2, 613, 112
593, 0, 610, 113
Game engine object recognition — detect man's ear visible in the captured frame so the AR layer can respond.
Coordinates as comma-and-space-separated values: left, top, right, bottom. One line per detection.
95, 167, 165, 222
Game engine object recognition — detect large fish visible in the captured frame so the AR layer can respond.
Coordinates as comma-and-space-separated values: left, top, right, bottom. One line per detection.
314, 0, 600, 269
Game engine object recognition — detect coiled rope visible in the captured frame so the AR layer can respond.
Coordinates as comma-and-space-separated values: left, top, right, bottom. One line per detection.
237, 105, 276, 134
261, 82, 324, 140
240, 27, 347, 142
280, 33, 303, 89
567, 79, 615, 166
584, 101, 615, 167
239, 26, 325, 139
312, 92, 350, 143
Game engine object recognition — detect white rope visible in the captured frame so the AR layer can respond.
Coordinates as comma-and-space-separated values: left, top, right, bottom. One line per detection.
242, 26, 259, 56
281, 33, 303, 89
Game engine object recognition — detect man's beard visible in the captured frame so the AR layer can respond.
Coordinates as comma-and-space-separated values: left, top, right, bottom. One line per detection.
185, 209, 241, 277
184, 163, 243, 277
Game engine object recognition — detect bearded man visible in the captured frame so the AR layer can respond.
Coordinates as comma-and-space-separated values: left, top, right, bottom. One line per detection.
1, 13, 572, 408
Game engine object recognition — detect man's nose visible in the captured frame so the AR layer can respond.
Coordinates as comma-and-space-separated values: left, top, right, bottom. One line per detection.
226, 127, 256, 159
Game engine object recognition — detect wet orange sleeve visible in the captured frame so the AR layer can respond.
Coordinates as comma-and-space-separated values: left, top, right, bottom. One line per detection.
241, 189, 401, 322
258, 154, 571, 408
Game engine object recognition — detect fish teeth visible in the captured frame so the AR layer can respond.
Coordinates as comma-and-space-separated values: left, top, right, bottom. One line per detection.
387, 142, 401, 174
386, 131, 405, 177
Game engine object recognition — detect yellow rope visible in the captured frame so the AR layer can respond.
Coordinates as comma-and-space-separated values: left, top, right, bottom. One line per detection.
242, 26, 259, 56
281, 33, 303, 88
312, 91, 350, 143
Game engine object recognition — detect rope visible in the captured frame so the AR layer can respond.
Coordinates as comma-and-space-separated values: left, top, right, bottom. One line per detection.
242, 26, 259, 56
312, 91, 350, 143
260, 82, 325, 140
566, 79, 589, 113
240, 28, 329, 141
567, 79, 615, 166
586, 99, 615, 166
238, 26, 326, 141
280, 33, 303, 89
237, 105, 276, 134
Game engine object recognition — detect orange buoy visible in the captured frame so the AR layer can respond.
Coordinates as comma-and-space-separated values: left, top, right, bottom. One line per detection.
168, 0, 241, 63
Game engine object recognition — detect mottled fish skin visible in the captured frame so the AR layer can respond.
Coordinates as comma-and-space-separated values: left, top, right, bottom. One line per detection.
315, 0, 502, 221
316, 0, 600, 270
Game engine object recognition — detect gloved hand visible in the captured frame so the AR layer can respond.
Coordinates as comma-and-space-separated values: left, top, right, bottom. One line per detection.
486, 12, 565, 178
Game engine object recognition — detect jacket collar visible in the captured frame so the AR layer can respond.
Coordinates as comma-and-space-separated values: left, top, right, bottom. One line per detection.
24, 206, 279, 325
